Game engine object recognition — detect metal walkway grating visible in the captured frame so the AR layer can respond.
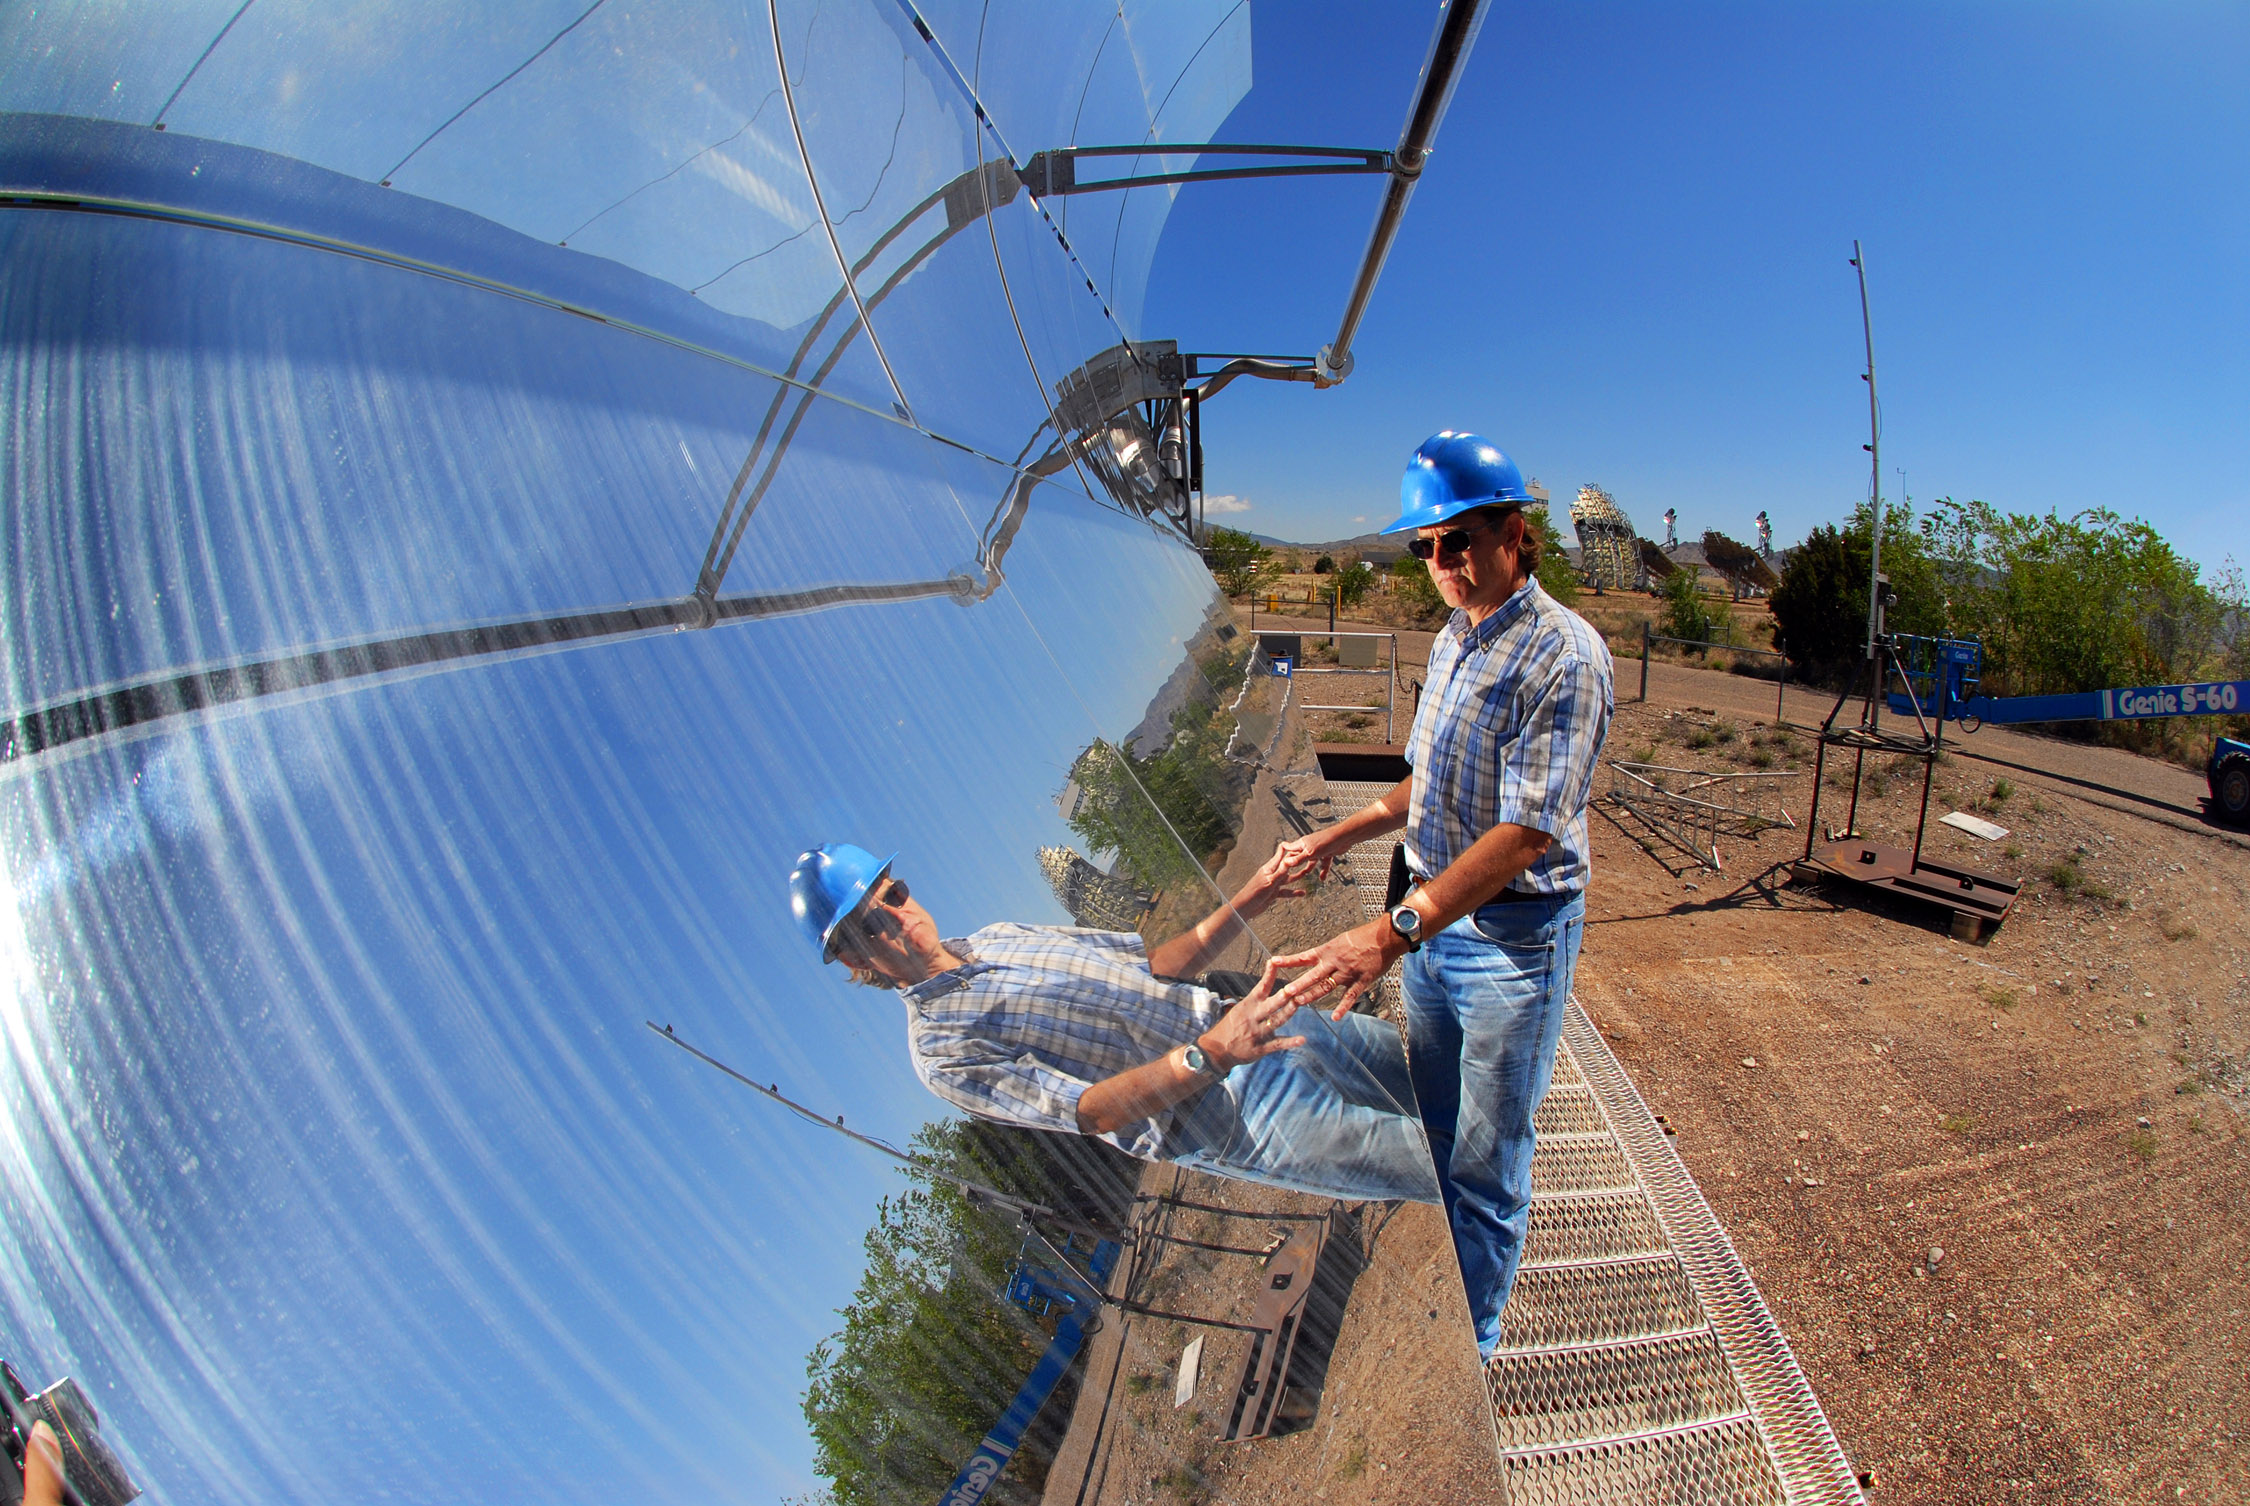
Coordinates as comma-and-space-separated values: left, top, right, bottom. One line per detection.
1321, 778, 1863, 1504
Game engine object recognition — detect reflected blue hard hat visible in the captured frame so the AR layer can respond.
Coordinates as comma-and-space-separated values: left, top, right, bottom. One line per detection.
1382, 431, 1533, 534
790, 842, 896, 962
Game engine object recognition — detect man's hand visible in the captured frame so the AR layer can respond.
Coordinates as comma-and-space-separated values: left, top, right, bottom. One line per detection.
1267, 917, 1408, 1020
1277, 771, 1412, 881
1273, 826, 1352, 883
1077, 966, 1308, 1134
1228, 843, 1314, 922
1197, 963, 1309, 1071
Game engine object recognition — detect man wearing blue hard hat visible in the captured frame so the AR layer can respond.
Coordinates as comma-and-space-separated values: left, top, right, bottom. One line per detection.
787, 841, 1438, 1205
1271, 431, 1614, 1363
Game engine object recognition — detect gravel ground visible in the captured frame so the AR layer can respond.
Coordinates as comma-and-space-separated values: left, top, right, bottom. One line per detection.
1043, 612, 2248, 1506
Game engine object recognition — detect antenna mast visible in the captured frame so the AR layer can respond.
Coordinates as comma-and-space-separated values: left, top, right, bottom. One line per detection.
1852, 240, 1882, 661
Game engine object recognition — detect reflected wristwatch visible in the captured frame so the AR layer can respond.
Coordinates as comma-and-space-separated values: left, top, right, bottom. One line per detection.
1388, 903, 1424, 952
1181, 1043, 1228, 1081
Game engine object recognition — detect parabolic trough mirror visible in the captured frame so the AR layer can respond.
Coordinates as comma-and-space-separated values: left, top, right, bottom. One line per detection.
0, 4, 1502, 1502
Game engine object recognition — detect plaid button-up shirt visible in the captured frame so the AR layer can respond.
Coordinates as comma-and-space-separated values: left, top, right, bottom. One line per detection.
898, 923, 1220, 1158
1405, 575, 1614, 894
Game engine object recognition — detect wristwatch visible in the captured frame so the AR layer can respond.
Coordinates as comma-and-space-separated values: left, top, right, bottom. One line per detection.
1388, 903, 1424, 952
1182, 1043, 1229, 1081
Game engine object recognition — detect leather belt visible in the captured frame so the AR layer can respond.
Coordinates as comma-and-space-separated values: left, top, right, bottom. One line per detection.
1478, 885, 1578, 905
1390, 845, 1578, 908
1404, 865, 1578, 906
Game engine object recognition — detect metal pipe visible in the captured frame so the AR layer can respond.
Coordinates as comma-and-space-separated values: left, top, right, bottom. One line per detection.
1188, 356, 1319, 402
2, 575, 978, 763
1845, 746, 1866, 835
1802, 736, 1828, 861
1316, 0, 1491, 385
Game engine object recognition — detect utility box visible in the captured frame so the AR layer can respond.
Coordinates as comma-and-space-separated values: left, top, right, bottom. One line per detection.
1337, 634, 1380, 669
1257, 633, 1302, 664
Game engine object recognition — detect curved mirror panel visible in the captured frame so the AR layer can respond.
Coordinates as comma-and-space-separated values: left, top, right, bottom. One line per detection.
1, 8, 1500, 1505
0, 2, 902, 412
761, 0, 1061, 462
933, 0, 1252, 337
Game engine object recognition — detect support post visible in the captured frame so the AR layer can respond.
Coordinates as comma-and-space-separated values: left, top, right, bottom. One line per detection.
1386, 633, 1398, 742
1776, 640, 1786, 726
1802, 734, 1828, 860
1640, 620, 1651, 702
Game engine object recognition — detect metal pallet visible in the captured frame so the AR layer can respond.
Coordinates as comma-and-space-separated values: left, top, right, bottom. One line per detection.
1321, 780, 1864, 1505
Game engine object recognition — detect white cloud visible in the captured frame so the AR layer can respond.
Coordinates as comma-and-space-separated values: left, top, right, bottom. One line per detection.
1203, 494, 1252, 514
1350, 515, 1368, 524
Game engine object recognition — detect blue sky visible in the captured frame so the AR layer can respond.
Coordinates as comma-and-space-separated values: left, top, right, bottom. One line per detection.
1146, 1, 2248, 575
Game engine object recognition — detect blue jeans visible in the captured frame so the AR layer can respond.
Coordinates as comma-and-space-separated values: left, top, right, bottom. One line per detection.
1163, 1008, 1442, 1205
1404, 891, 1586, 1360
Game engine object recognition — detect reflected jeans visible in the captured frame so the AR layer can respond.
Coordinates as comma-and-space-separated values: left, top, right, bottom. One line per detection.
1163, 1008, 1440, 1205
1404, 891, 1585, 1361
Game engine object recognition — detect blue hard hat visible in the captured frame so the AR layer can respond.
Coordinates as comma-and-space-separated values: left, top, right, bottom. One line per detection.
1382, 431, 1533, 534
789, 842, 897, 962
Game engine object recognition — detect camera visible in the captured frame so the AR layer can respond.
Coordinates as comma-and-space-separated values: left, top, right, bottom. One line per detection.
2, 1360, 139, 1506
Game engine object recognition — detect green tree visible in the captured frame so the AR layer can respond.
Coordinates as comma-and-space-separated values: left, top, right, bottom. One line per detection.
1312, 554, 1335, 574
1768, 502, 1945, 684
1530, 509, 1580, 606
1658, 567, 1718, 647
1061, 644, 1251, 891
802, 1121, 1137, 1506
1926, 500, 2228, 697
1332, 560, 1376, 607
2215, 560, 2250, 682
1202, 526, 1270, 597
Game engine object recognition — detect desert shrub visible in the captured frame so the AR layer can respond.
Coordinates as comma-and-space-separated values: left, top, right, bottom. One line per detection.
1659, 568, 1719, 646
1389, 556, 1446, 618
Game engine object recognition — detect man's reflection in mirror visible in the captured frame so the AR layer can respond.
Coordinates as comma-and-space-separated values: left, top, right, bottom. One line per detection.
790, 843, 1436, 1204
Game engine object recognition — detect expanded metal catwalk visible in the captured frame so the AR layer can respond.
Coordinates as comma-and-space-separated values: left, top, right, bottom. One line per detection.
1325, 781, 1863, 1504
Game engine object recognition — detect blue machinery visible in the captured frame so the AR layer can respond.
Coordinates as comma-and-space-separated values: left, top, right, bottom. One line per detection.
1885, 634, 2249, 732
937, 1235, 1122, 1506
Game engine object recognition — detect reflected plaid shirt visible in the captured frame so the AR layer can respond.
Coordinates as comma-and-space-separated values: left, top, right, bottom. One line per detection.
897, 923, 1221, 1158
1405, 576, 1614, 894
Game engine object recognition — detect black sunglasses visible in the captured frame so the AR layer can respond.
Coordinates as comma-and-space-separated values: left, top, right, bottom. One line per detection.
1406, 515, 1506, 560
827, 879, 911, 960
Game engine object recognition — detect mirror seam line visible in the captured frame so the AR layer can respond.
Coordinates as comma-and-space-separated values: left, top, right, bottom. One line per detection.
764, 0, 919, 427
